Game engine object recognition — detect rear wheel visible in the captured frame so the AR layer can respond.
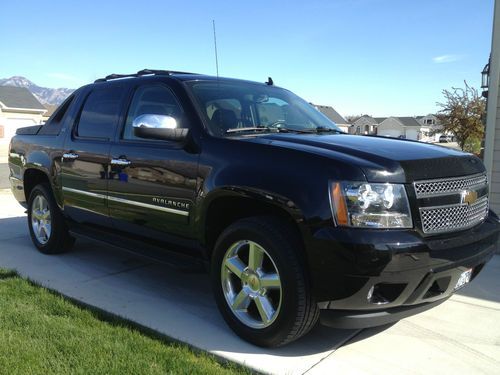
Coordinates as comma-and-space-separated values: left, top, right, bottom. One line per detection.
28, 183, 75, 254
212, 216, 319, 347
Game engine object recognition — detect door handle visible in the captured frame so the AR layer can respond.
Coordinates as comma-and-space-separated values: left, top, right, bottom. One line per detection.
110, 158, 131, 166
62, 152, 79, 161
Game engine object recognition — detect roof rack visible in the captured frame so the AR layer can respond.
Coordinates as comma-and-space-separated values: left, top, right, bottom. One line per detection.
94, 69, 197, 83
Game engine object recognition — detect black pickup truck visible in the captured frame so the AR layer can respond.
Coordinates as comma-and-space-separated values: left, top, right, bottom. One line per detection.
8, 69, 499, 347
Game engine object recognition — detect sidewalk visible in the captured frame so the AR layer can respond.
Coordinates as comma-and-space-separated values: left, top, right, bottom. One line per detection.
0, 190, 499, 374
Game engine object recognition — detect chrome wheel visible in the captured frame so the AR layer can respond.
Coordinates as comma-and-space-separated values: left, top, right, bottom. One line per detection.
31, 194, 51, 245
221, 240, 282, 329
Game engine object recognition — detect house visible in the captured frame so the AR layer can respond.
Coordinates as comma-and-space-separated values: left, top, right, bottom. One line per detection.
376, 116, 433, 141
351, 115, 384, 135
417, 114, 438, 126
42, 104, 58, 122
313, 104, 350, 132
483, 0, 500, 214
0, 86, 46, 142
417, 114, 443, 142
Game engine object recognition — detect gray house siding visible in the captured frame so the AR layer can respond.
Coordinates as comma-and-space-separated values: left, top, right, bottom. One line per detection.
484, 0, 500, 214
489, 87, 500, 213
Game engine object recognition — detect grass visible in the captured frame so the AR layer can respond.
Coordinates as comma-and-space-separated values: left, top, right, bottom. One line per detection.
0, 269, 248, 375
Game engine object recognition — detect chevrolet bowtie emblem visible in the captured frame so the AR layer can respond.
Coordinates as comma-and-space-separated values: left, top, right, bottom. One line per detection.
461, 190, 478, 205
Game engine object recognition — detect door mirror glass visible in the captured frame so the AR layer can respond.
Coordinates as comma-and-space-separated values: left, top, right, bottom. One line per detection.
132, 114, 189, 141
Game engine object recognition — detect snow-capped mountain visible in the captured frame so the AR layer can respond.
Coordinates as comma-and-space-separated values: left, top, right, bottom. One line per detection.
0, 76, 74, 106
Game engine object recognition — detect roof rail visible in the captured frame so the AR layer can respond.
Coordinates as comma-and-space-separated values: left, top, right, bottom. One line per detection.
94, 69, 197, 83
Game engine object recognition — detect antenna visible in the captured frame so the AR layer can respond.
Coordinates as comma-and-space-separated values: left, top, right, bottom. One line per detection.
212, 20, 219, 78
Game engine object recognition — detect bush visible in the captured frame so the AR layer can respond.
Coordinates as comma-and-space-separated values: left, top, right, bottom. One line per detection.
462, 136, 482, 155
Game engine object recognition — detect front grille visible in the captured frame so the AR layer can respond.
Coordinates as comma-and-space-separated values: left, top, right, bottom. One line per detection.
414, 173, 489, 234
414, 173, 487, 198
420, 197, 488, 234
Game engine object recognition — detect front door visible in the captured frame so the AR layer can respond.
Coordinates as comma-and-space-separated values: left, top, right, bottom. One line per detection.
61, 84, 127, 227
107, 82, 199, 242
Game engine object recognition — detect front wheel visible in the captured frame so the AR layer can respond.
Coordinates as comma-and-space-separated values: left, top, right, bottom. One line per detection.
211, 216, 319, 347
27, 183, 75, 254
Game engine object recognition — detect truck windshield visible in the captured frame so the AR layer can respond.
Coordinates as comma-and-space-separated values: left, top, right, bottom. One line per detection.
187, 81, 342, 137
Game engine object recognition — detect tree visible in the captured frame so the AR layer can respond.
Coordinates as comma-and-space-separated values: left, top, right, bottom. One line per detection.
436, 81, 486, 151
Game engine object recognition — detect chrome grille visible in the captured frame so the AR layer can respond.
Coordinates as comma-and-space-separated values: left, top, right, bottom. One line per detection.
414, 173, 487, 198
420, 197, 488, 234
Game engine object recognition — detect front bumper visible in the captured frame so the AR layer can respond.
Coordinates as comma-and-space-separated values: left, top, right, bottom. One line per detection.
306, 212, 500, 328
320, 297, 448, 329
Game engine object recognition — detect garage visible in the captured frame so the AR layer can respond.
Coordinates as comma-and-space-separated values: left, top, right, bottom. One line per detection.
0, 86, 46, 142
376, 117, 424, 140
379, 129, 402, 138
405, 128, 419, 140
2, 118, 37, 139
376, 117, 404, 138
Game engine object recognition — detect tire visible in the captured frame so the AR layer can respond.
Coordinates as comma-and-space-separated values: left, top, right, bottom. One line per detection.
27, 183, 75, 254
211, 216, 319, 347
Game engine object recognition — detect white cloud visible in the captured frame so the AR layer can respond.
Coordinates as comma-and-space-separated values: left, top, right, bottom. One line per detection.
432, 54, 463, 64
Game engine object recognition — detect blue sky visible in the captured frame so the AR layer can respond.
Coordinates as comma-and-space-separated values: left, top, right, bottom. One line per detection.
0, 0, 494, 116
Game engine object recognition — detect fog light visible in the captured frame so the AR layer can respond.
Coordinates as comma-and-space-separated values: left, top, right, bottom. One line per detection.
367, 283, 406, 305
367, 286, 374, 301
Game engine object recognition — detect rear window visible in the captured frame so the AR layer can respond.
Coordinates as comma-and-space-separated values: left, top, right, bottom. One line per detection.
38, 94, 75, 135
77, 86, 126, 139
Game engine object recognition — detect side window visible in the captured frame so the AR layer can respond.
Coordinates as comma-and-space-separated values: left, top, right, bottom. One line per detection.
123, 84, 184, 141
77, 86, 125, 139
38, 94, 75, 135
50, 94, 75, 123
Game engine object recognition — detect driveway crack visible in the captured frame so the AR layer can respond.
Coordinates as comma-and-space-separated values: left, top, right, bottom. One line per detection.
302, 329, 362, 374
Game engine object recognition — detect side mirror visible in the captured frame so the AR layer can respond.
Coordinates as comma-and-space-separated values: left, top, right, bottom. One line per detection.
132, 114, 189, 142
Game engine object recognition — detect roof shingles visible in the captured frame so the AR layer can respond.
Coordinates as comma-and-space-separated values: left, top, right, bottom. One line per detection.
314, 105, 348, 124
395, 116, 422, 127
0, 86, 46, 110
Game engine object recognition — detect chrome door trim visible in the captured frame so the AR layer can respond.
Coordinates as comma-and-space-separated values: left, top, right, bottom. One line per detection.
62, 187, 189, 216
62, 186, 107, 199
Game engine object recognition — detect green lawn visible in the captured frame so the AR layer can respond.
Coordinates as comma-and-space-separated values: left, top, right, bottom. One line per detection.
0, 269, 247, 375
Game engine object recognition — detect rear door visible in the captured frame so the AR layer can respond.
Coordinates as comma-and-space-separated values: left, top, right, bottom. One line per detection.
61, 84, 128, 227
107, 82, 199, 242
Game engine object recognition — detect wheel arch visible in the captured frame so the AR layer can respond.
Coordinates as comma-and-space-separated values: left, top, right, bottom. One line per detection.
23, 168, 51, 203
199, 187, 309, 261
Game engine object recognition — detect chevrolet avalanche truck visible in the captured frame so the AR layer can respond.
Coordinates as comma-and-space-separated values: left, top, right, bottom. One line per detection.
8, 69, 499, 347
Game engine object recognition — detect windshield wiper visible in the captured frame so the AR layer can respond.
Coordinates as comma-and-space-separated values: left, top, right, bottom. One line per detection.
225, 126, 273, 134
225, 126, 343, 135
225, 126, 309, 134
313, 126, 345, 134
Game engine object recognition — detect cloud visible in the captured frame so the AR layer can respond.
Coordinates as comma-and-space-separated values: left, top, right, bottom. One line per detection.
432, 54, 463, 64
46, 72, 80, 82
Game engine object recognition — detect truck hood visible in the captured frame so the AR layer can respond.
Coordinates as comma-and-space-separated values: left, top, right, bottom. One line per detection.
245, 133, 485, 183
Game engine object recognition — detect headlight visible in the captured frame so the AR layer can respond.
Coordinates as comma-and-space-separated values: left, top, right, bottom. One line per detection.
330, 182, 413, 229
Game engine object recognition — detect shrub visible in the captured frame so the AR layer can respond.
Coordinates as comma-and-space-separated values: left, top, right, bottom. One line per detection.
462, 136, 482, 155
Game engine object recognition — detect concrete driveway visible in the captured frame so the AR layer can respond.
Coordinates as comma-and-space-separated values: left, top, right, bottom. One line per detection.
0, 189, 499, 374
